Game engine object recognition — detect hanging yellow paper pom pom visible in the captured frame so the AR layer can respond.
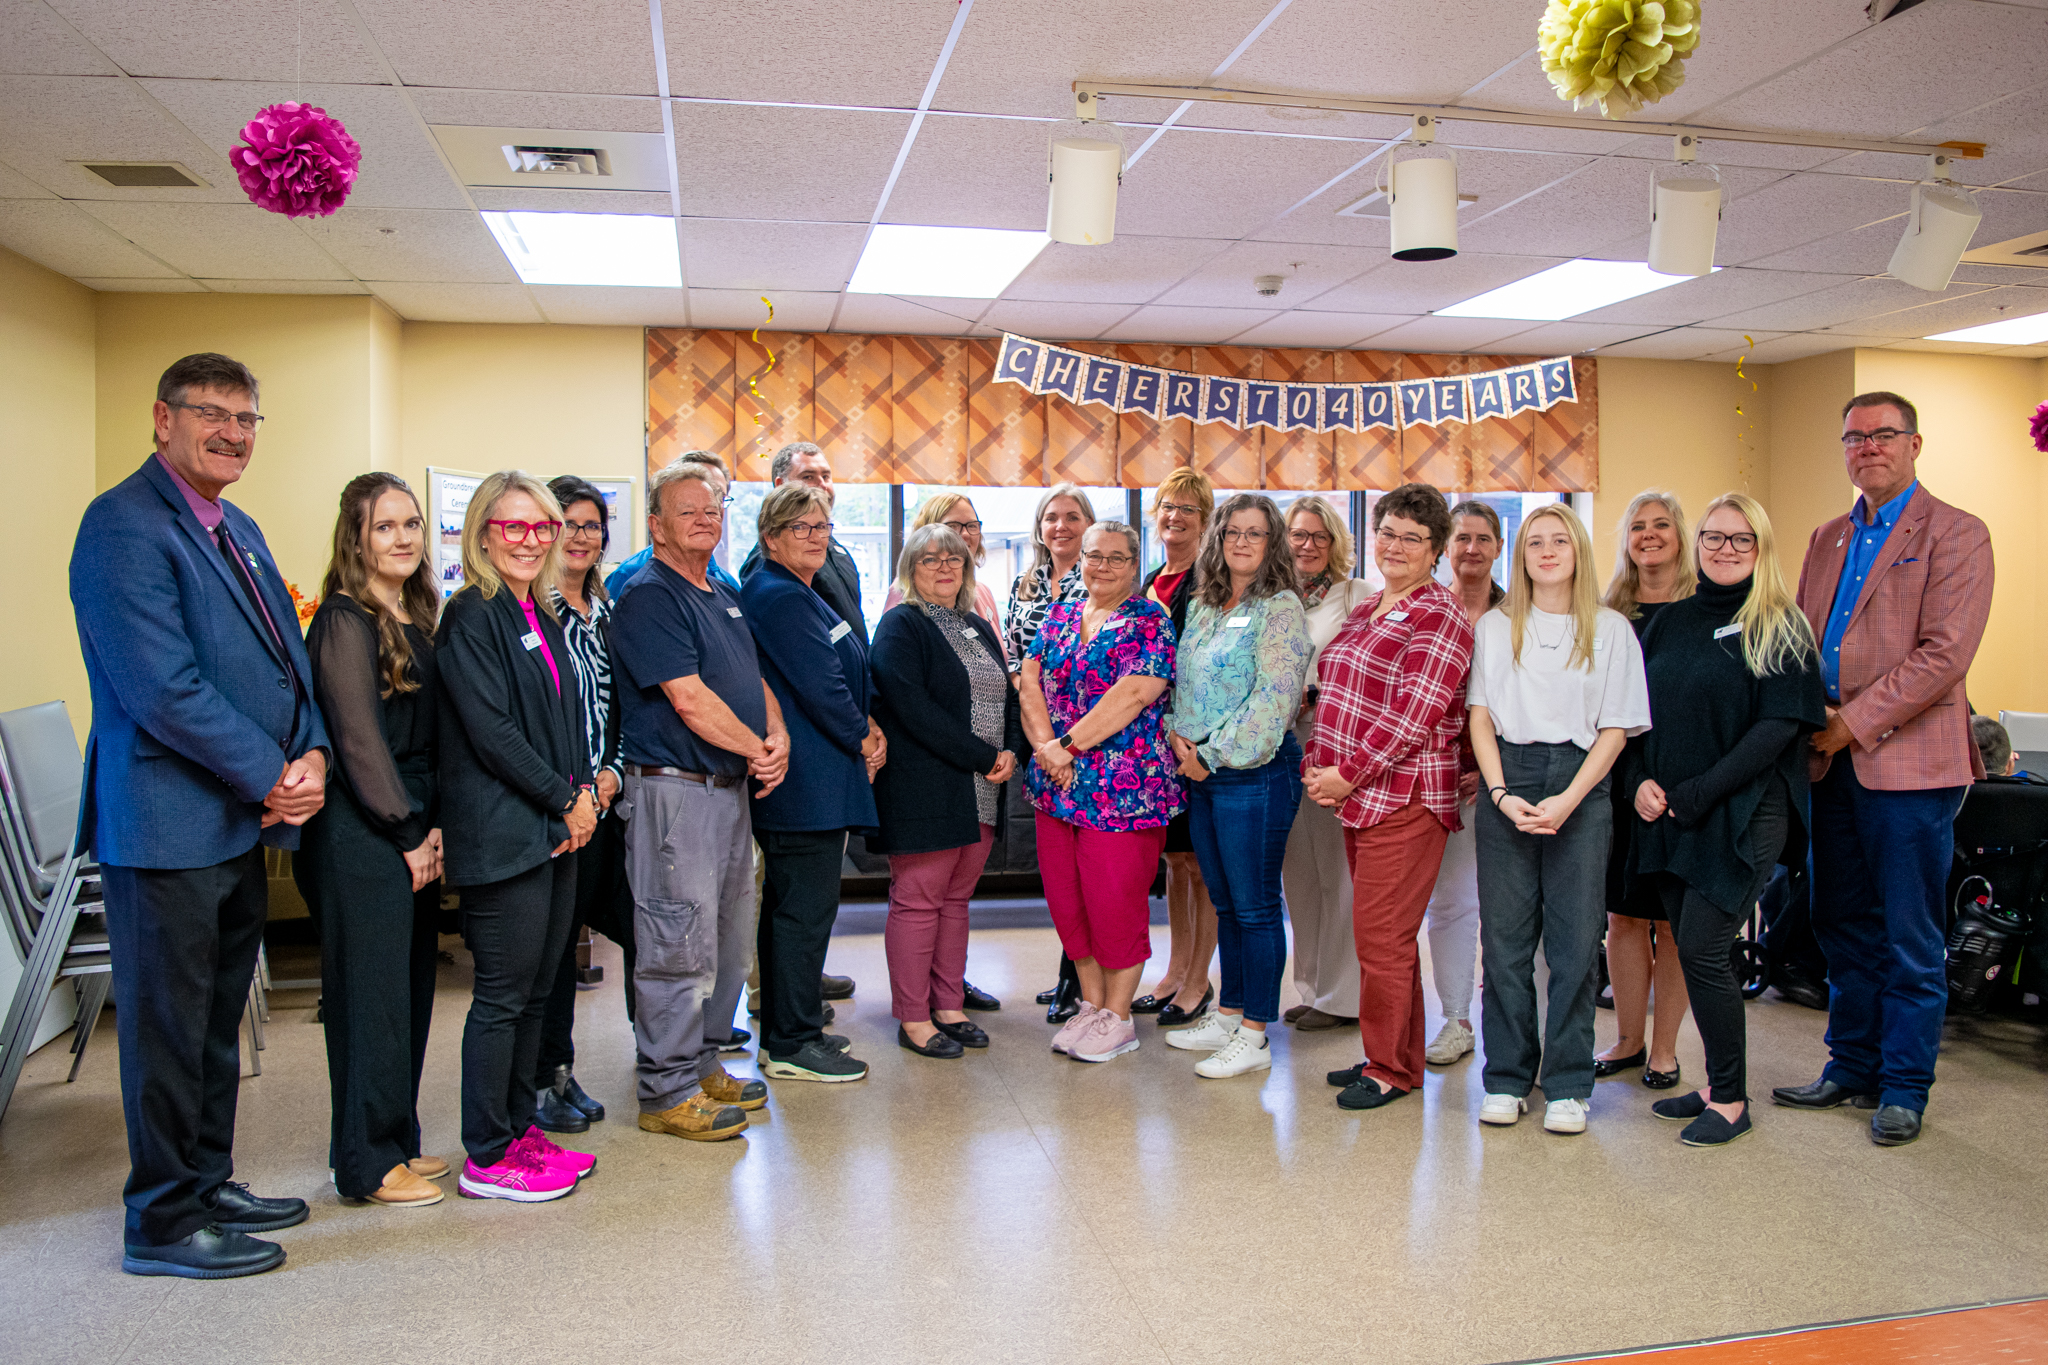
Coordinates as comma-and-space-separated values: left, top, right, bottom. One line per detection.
1538, 0, 1700, 119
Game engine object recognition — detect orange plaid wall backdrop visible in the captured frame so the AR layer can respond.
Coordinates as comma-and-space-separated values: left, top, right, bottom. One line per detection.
647, 328, 1598, 494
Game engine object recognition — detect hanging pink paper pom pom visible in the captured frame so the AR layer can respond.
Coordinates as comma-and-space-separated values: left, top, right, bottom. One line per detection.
232, 102, 362, 218
2032, 401, 2048, 455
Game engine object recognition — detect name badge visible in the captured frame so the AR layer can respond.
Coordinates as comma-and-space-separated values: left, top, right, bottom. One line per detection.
1714, 623, 1742, 639
828, 621, 853, 644
1595, 637, 1606, 651
727, 606, 744, 619
963, 628, 979, 639
520, 632, 542, 651
1386, 610, 1408, 622
1227, 615, 1251, 628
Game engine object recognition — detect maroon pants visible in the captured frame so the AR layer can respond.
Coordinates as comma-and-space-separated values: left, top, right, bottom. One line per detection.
1037, 814, 1166, 971
1345, 800, 1452, 1093
885, 826, 995, 1022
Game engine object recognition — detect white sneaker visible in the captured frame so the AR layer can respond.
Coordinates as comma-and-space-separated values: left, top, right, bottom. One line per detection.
1543, 1097, 1588, 1134
1165, 1011, 1241, 1052
1195, 1028, 1272, 1079
1424, 1020, 1474, 1065
1479, 1093, 1527, 1125
1050, 1003, 1101, 1054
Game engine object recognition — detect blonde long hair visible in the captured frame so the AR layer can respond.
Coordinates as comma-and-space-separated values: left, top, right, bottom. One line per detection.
1505, 503, 1601, 670
1604, 489, 1697, 619
1697, 491, 1817, 678
1016, 483, 1097, 602
460, 469, 565, 617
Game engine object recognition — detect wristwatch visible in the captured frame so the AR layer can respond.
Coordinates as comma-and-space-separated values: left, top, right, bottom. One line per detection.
1054, 731, 1083, 756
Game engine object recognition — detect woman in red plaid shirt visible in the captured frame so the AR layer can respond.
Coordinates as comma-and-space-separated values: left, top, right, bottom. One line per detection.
1303, 483, 1475, 1113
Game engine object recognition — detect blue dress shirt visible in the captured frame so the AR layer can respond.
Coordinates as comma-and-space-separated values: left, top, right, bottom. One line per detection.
1820, 481, 1917, 700
605, 544, 739, 598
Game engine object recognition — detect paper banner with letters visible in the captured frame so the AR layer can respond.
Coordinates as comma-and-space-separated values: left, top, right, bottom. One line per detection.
995, 334, 1576, 435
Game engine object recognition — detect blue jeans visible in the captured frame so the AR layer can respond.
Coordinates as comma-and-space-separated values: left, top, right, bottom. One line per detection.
1809, 759, 1966, 1110
1188, 734, 1302, 1025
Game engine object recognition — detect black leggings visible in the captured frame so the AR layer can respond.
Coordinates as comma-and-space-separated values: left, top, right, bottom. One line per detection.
1658, 776, 1791, 1105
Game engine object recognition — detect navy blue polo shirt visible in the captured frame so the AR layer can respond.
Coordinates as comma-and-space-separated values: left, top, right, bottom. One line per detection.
611, 556, 766, 778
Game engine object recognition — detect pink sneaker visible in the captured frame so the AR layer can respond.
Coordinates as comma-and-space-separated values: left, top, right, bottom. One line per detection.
516, 1125, 596, 1179
456, 1146, 575, 1202
1050, 1002, 1101, 1054
1072, 1011, 1140, 1063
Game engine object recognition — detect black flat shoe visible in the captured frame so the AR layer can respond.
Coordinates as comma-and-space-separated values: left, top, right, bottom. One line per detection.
1770, 975, 1829, 1011
1336, 1079, 1408, 1111
534, 1083, 591, 1133
1155, 986, 1214, 1028
1326, 1062, 1366, 1088
713, 1028, 752, 1052
961, 981, 1001, 1012
898, 1024, 964, 1058
1129, 993, 1171, 1015
546, 1065, 605, 1121
206, 1182, 308, 1234
821, 973, 856, 1001
1652, 1091, 1708, 1121
1047, 976, 1082, 1024
1871, 1104, 1923, 1147
1771, 1077, 1878, 1110
123, 1226, 285, 1279
1642, 1063, 1682, 1090
1035, 986, 1060, 1006
1681, 1108, 1752, 1147
934, 1018, 989, 1048
1593, 1049, 1645, 1078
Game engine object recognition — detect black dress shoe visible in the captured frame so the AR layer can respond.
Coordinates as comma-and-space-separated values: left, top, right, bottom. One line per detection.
1595, 986, 1615, 1010
1642, 1063, 1682, 1090
534, 1083, 591, 1134
1771, 1077, 1878, 1110
1129, 993, 1169, 1015
1593, 1049, 1645, 1078
961, 981, 1001, 1012
934, 1017, 989, 1048
822, 1002, 836, 1026
1047, 976, 1083, 1024
713, 1027, 752, 1052
123, 1225, 285, 1279
898, 1024, 964, 1059
1336, 1079, 1408, 1111
821, 973, 856, 1001
1155, 986, 1215, 1029
547, 1065, 605, 1121
1771, 976, 1829, 1011
1326, 1062, 1366, 1088
1870, 1104, 1923, 1146
1035, 986, 1060, 1006
206, 1182, 308, 1234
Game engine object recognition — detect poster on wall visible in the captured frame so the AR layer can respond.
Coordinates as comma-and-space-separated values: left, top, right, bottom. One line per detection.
586, 477, 635, 575
427, 466, 482, 598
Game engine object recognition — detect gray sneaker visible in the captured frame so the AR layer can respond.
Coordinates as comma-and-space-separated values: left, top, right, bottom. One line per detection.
763, 1040, 869, 1083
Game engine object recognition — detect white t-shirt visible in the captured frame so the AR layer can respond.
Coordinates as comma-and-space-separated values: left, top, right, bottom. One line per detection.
1466, 605, 1650, 750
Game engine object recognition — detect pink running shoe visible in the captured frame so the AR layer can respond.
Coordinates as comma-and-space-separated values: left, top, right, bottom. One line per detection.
1050, 1002, 1101, 1054
516, 1126, 596, 1179
456, 1146, 575, 1202
1072, 1011, 1140, 1063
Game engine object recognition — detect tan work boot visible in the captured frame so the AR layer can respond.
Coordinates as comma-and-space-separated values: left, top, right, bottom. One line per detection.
700, 1065, 769, 1111
365, 1163, 445, 1207
638, 1091, 748, 1142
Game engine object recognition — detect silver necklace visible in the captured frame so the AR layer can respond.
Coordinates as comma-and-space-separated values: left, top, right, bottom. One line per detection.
1531, 615, 1570, 651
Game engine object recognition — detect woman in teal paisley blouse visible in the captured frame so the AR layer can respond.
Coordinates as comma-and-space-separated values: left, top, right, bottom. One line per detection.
1162, 495, 1313, 1079
1022, 521, 1183, 1065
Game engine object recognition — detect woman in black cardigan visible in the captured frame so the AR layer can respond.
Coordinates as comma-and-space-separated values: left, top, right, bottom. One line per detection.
1628, 492, 1825, 1148
872, 525, 1023, 1059
438, 471, 596, 1202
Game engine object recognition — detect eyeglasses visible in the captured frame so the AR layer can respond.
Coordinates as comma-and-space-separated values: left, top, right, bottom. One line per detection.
1697, 530, 1758, 552
1155, 501, 1203, 519
1081, 552, 1134, 568
783, 520, 835, 541
1221, 528, 1269, 544
1840, 428, 1912, 448
166, 400, 264, 432
916, 554, 966, 571
487, 519, 561, 545
563, 519, 606, 539
941, 519, 982, 535
1378, 532, 1433, 550
1289, 530, 1333, 548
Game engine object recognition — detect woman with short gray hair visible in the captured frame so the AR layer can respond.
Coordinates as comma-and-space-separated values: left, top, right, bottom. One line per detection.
871, 525, 1024, 1058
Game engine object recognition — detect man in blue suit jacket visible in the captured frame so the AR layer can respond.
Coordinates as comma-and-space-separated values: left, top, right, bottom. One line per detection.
70, 353, 331, 1280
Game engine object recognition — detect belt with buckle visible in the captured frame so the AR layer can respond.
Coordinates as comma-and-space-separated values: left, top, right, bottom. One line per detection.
624, 762, 747, 789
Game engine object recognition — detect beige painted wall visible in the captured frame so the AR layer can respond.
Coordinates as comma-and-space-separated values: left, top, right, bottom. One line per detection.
1761, 350, 1858, 563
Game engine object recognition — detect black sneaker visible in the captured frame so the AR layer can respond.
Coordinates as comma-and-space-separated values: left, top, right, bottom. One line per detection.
763, 1040, 869, 1083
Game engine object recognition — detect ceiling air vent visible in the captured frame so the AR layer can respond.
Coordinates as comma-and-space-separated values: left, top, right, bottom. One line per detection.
430, 126, 672, 193
504, 145, 612, 177
79, 162, 207, 188
1338, 188, 1478, 219
1960, 230, 2048, 271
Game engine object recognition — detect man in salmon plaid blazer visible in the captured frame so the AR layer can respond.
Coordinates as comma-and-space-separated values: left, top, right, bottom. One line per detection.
1774, 391, 1993, 1148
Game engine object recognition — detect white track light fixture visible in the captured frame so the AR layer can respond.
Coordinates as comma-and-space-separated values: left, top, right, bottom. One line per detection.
1385, 115, 1460, 262
1647, 135, 1721, 277
1888, 155, 1981, 291
1047, 94, 1123, 246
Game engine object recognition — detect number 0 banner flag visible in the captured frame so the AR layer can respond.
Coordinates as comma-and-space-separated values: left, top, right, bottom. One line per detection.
993, 333, 1576, 434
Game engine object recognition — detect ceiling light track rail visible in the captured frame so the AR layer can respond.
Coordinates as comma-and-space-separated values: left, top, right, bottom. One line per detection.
1070, 80, 1985, 162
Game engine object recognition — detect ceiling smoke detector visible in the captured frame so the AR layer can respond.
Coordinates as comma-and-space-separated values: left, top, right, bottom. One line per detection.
1255, 274, 1285, 297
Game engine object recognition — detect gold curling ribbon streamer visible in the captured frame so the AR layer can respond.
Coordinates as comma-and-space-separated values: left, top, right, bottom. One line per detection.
1734, 335, 1758, 490
744, 296, 778, 446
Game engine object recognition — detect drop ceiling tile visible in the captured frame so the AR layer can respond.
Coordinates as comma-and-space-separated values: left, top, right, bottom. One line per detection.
1689, 171, 1912, 269
197, 278, 370, 294
369, 281, 542, 323
1593, 327, 1789, 360
47, 0, 388, 82
1910, 83, 2048, 188
74, 276, 206, 292
142, 80, 469, 212
0, 158, 53, 197
1950, 263, 2048, 288
1174, 105, 1408, 143
1225, 0, 1540, 105
1354, 315, 1536, 352
978, 300, 1136, 341
76, 201, 349, 279
666, 0, 959, 108
1711, 277, 1995, 332
1604, 134, 1845, 174
1116, 128, 1391, 239
1437, 123, 1623, 159
1576, 267, 1861, 327
679, 219, 865, 293
1743, 218, 1905, 276
0, 198, 180, 276
530, 285, 688, 327
1308, 253, 1565, 316
1005, 234, 1233, 305
1254, 145, 1591, 249
1098, 305, 1282, 345
1695, 332, 1882, 364
687, 289, 838, 332
831, 294, 982, 336
471, 188, 673, 216
934, 0, 1278, 119
1881, 338, 2015, 358
351, 0, 659, 96
1969, 187, 2048, 256
0, 75, 243, 201
1227, 311, 1407, 349
672, 104, 907, 222
1154, 240, 1383, 309
1493, 320, 1659, 354
882, 115, 1051, 231
295, 207, 518, 283
409, 91, 664, 135
2, 0, 121, 75
1853, 284, 2048, 339
1451, 156, 1657, 258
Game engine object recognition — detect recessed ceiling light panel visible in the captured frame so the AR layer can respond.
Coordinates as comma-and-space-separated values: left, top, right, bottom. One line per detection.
847, 225, 1050, 298
1436, 259, 1715, 321
1923, 311, 2048, 345
482, 211, 681, 287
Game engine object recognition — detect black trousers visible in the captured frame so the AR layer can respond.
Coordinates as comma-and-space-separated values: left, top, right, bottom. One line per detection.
460, 857, 576, 1167
536, 813, 636, 1081
1760, 861, 1828, 986
756, 828, 846, 1058
1659, 777, 1792, 1105
102, 848, 268, 1247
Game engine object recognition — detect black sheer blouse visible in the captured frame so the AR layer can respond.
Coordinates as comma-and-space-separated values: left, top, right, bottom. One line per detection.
305, 593, 438, 851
